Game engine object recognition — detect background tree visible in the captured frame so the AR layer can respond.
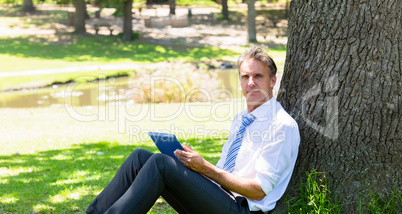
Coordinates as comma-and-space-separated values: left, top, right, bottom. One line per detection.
122, 0, 133, 41
23, 0, 35, 12
169, 0, 175, 15
94, 0, 135, 40
74, 0, 87, 33
246, 0, 256, 42
277, 0, 401, 212
221, 0, 228, 20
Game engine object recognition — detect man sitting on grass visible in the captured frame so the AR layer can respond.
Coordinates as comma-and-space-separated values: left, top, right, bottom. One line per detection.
86, 46, 300, 214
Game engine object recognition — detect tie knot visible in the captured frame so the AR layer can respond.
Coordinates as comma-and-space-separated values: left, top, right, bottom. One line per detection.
242, 114, 256, 127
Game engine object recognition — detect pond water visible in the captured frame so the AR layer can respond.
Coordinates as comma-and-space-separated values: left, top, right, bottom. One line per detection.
0, 69, 243, 108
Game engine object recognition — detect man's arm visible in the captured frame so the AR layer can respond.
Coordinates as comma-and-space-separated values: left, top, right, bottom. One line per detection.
174, 145, 266, 201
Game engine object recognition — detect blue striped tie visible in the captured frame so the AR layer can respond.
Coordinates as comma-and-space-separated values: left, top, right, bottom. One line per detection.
223, 114, 256, 173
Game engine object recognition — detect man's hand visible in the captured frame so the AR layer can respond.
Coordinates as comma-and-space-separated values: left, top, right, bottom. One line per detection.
174, 144, 266, 201
174, 145, 208, 174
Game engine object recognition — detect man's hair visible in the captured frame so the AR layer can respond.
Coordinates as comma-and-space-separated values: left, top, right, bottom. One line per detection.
236, 46, 277, 77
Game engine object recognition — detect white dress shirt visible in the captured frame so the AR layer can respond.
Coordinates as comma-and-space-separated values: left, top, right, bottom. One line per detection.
216, 97, 300, 212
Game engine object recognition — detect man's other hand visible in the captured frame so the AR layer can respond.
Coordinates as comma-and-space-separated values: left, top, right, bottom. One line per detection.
174, 145, 208, 174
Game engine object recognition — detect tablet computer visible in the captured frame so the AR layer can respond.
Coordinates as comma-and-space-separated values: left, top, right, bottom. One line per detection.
148, 132, 184, 161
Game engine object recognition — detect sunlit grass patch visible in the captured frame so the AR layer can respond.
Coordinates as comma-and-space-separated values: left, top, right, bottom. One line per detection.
50, 154, 73, 160
50, 185, 91, 203
0, 194, 19, 204
0, 165, 39, 177
33, 204, 56, 213
53, 173, 101, 186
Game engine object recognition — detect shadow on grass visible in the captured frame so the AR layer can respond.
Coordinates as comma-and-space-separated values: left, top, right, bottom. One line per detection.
0, 138, 223, 213
0, 35, 242, 63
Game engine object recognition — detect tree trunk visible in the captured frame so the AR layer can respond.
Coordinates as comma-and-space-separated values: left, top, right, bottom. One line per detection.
84, 3, 90, 19
221, 0, 229, 20
74, 0, 86, 33
23, 0, 35, 12
169, 0, 176, 15
246, 0, 257, 42
122, 0, 133, 41
277, 0, 401, 213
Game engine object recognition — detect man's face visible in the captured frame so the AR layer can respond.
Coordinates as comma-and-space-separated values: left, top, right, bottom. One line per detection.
239, 58, 276, 111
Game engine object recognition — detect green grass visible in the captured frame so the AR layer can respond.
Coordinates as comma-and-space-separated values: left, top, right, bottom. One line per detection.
0, 36, 244, 73
359, 183, 402, 214
286, 170, 342, 214
0, 140, 222, 213
0, 103, 236, 213
286, 170, 402, 214
0, 69, 132, 90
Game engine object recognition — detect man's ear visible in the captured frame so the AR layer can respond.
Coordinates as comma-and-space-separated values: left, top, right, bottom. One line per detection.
270, 75, 277, 88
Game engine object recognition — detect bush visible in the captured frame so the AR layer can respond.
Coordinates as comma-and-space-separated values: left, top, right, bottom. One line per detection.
117, 32, 140, 40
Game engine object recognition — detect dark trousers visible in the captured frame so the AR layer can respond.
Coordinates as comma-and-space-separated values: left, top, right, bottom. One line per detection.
86, 149, 260, 214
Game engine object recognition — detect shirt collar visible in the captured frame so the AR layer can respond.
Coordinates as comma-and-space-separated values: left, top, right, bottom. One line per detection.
243, 96, 277, 121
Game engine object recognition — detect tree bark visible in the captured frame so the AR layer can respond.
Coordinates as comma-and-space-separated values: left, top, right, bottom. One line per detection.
246, 0, 257, 42
122, 0, 133, 41
74, 0, 86, 33
23, 0, 35, 12
277, 0, 401, 212
221, 0, 229, 20
169, 0, 176, 15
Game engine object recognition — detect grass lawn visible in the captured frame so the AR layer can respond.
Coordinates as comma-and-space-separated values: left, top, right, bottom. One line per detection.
0, 36, 246, 73
0, 102, 242, 213
0, 141, 222, 213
